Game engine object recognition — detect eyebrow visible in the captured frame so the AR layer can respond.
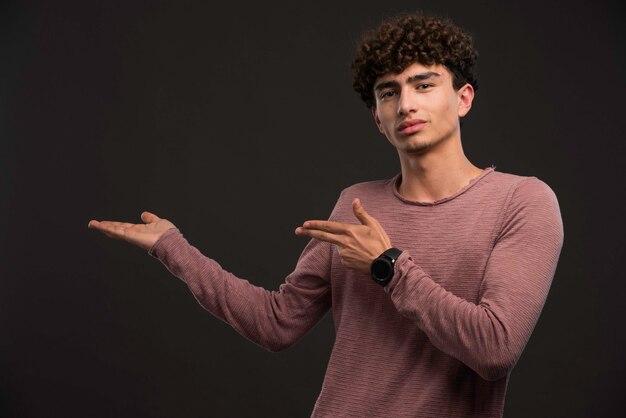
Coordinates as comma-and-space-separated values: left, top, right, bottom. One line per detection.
374, 71, 442, 91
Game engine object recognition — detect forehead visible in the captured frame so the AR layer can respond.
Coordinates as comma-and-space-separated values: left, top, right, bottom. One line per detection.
375, 62, 451, 84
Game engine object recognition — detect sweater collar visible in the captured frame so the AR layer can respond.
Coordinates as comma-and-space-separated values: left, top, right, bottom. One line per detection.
390, 166, 496, 206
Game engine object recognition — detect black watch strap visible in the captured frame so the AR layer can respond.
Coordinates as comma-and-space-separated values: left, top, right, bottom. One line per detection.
381, 247, 402, 262
371, 247, 403, 286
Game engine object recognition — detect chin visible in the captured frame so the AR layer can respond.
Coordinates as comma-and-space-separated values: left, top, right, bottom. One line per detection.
403, 141, 433, 155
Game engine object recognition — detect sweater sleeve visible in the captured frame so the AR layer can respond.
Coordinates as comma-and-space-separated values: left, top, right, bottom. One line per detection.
384, 178, 564, 381
148, 227, 333, 352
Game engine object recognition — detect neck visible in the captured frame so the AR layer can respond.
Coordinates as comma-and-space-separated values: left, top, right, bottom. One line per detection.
396, 139, 484, 203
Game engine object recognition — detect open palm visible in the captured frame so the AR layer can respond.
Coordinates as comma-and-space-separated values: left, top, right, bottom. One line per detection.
88, 211, 176, 250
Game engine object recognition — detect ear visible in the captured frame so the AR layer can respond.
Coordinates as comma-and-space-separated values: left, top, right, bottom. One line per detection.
456, 83, 475, 118
371, 106, 384, 133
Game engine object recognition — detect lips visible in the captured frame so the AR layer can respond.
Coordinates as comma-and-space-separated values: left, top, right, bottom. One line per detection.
397, 119, 427, 134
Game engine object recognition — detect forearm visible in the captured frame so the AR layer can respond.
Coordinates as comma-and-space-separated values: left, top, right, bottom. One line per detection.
385, 180, 564, 381
149, 229, 331, 352
385, 255, 543, 381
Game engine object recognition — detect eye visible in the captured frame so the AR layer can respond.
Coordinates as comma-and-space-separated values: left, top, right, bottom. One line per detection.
379, 90, 396, 100
417, 83, 433, 90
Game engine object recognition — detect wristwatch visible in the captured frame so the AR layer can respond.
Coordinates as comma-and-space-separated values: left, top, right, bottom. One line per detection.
370, 247, 403, 286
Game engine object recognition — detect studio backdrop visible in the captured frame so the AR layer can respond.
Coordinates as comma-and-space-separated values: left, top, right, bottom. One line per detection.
1, 0, 624, 417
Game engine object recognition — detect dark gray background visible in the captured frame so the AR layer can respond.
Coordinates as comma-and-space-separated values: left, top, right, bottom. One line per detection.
2, 0, 624, 417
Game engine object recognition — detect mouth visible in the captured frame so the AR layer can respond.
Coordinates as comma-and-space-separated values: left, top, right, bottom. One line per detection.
397, 119, 427, 135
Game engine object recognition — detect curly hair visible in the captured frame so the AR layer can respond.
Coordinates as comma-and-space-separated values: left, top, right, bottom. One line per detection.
352, 13, 479, 108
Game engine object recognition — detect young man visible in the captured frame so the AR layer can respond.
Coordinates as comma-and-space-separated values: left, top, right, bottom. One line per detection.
89, 13, 563, 418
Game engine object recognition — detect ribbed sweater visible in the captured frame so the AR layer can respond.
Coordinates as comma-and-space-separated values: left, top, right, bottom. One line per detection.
149, 167, 564, 417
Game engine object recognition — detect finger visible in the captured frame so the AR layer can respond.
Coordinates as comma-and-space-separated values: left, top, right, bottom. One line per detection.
101, 230, 122, 240
89, 220, 133, 236
94, 220, 131, 229
141, 211, 161, 224
88, 219, 110, 231
295, 227, 345, 246
90, 222, 124, 238
301, 220, 351, 234
352, 198, 373, 226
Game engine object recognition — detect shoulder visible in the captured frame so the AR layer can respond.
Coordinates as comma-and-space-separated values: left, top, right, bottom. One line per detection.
493, 172, 563, 241
500, 173, 559, 212
483, 170, 559, 208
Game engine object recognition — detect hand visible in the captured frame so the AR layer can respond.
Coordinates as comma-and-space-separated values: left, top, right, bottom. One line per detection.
88, 211, 176, 250
295, 198, 392, 273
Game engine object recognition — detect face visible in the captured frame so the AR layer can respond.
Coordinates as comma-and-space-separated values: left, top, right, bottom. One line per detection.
371, 62, 474, 156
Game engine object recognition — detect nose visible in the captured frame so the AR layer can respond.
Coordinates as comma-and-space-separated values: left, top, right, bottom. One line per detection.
397, 88, 417, 116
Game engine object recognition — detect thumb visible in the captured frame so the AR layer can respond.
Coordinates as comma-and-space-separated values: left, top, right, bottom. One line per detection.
352, 198, 372, 226
141, 211, 161, 224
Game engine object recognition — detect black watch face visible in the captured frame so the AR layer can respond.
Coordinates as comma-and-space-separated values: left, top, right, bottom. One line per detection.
371, 258, 391, 281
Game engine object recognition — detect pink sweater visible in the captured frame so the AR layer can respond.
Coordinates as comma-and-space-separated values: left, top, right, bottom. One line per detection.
150, 167, 563, 417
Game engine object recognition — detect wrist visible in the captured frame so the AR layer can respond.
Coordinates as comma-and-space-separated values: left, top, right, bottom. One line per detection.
370, 247, 403, 286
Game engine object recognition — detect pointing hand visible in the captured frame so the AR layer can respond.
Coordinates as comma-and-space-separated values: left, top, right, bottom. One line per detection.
295, 198, 392, 273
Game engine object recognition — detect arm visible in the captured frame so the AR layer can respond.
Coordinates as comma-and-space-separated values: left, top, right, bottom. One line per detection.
297, 179, 564, 380
385, 178, 564, 380
88, 211, 333, 352
149, 228, 332, 352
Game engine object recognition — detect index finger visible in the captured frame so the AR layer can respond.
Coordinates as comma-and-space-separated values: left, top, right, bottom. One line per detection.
295, 226, 345, 246
301, 220, 353, 234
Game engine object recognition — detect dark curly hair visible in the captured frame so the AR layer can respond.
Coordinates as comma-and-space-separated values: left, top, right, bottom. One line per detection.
352, 13, 479, 108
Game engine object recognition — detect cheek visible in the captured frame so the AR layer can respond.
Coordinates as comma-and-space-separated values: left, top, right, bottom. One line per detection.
441, 99, 457, 123
375, 118, 385, 134
377, 111, 394, 133
377, 118, 396, 142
